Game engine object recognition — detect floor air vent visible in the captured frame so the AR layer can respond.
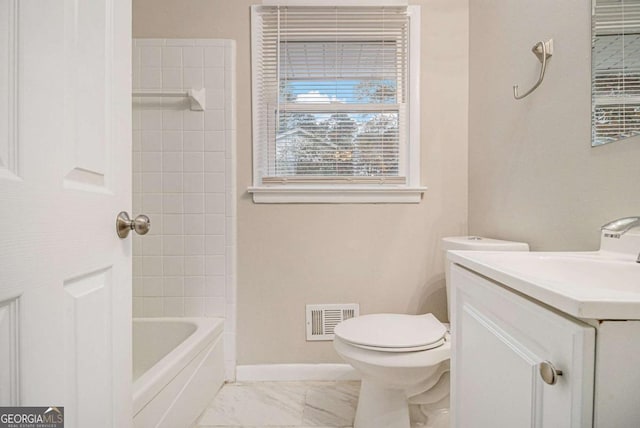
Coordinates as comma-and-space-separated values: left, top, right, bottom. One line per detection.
306, 303, 360, 341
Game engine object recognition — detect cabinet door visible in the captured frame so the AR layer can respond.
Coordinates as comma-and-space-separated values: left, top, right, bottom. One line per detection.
450, 265, 595, 428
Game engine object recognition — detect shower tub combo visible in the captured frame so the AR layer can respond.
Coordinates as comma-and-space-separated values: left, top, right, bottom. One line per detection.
132, 317, 225, 427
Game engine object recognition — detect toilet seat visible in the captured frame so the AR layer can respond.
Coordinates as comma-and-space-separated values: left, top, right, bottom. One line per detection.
334, 313, 446, 352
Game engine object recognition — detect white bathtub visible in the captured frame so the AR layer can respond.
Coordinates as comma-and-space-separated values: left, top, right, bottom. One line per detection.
133, 317, 225, 428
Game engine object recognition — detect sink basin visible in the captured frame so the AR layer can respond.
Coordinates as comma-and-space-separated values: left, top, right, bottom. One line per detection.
448, 250, 640, 320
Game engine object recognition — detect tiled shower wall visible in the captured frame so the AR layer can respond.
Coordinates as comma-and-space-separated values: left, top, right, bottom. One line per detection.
131, 38, 236, 379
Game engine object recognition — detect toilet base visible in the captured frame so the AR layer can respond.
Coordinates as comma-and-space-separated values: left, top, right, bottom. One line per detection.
354, 380, 411, 428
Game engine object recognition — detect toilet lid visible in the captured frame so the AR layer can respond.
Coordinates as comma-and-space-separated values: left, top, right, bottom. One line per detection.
334, 313, 446, 351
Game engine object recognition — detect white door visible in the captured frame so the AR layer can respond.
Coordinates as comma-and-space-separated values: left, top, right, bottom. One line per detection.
450, 265, 595, 428
0, 1, 132, 427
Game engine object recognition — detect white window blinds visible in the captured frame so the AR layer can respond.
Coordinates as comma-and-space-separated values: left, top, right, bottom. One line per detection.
252, 5, 412, 184
592, 0, 640, 145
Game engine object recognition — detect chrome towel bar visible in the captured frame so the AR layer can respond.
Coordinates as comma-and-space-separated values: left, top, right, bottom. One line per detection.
132, 88, 206, 111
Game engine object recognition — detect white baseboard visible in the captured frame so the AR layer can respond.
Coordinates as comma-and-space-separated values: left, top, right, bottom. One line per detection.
235, 363, 360, 382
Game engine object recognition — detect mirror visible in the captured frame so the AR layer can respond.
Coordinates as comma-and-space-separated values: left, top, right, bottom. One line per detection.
592, 0, 640, 146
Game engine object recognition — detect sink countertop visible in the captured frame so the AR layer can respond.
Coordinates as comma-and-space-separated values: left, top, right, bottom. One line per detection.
448, 250, 640, 320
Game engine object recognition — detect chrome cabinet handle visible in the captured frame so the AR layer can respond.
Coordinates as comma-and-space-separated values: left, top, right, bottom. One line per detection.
539, 361, 563, 385
116, 211, 151, 238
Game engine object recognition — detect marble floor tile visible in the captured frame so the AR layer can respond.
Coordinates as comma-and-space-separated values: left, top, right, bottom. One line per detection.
195, 381, 359, 428
302, 382, 359, 426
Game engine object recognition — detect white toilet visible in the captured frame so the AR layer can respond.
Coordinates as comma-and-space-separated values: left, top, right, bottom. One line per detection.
333, 236, 529, 428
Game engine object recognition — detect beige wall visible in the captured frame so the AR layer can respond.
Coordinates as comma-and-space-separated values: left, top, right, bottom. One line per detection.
133, 0, 469, 364
469, 0, 640, 251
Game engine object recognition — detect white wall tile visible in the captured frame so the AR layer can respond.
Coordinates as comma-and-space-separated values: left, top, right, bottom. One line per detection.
135, 39, 165, 47
206, 256, 225, 276
133, 173, 142, 193
205, 152, 225, 172
184, 111, 205, 131
163, 194, 184, 214
140, 110, 162, 130
184, 173, 204, 193
205, 214, 225, 235
133, 278, 143, 297
205, 235, 225, 255
205, 173, 225, 193
142, 257, 163, 276
183, 47, 204, 67
183, 131, 204, 152
204, 46, 225, 67
163, 173, 183, 193
185, 256, 205, 276
162, 214, 184, 235
142, 235, 162, 256
162, 47, 182, 67
140, 46, 162, 67
133, 130, 142, 152
133, 39, 236, 363
183, 67, 204, 89
183, 152, 204, 172
204, 68, 224, 89
185, 276, 205, 296
133, 298, 144, 317
206, 275, 225, 297
205, 131, 225, 152
133, 256, 143, 277
163, 152, 183, 172
143, 298, 164, 317
163, 297, 184, 316
184, 298, 205, 317
143, 277, 163, 296
162, 131, 183, 151
141, 152, 162, 172
142, 173, 162, 193
141, 130, 162, 152
183, 194, 205, 214
162, 110, 183, 130
142, 193, 163, 213
205, 193, 225, 214
184, 214, 205, 235
162, 68, 183, 89
140, 68, 162, 89
206, 88, 225, 110
163, 235, 184, 256
163, 256, 185, 276
184, 235, 204, 256
205, 297, 226, 317
166, 39, 194, 47
205, 110, 225, 131
148, 215, 163, 236
196, 39, 225, 47
163, 277, 184, 297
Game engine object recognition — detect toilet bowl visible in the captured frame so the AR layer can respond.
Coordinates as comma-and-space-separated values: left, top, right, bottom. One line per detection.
333, 236, 529, 428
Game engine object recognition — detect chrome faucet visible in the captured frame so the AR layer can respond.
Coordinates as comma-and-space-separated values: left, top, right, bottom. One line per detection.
601, 216, 640, 236
601, 217, 640, 263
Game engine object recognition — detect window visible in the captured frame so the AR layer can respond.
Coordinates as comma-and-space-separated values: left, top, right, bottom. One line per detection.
250, 4, 424, 203
592, 0, 640, 146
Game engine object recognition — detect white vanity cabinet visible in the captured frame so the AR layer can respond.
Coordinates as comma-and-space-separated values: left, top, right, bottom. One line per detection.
450, 261, 640, 428
450, 265, 595, 427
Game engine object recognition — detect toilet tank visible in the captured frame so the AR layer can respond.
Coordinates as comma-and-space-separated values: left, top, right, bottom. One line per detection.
441, 236, 529, 318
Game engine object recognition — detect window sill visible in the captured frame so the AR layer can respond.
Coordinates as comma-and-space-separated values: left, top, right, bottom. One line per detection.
247, 186, 427, 204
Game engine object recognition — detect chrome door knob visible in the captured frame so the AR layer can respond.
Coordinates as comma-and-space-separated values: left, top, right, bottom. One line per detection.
539, 361, 563, 385
116, 211, 151, 238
